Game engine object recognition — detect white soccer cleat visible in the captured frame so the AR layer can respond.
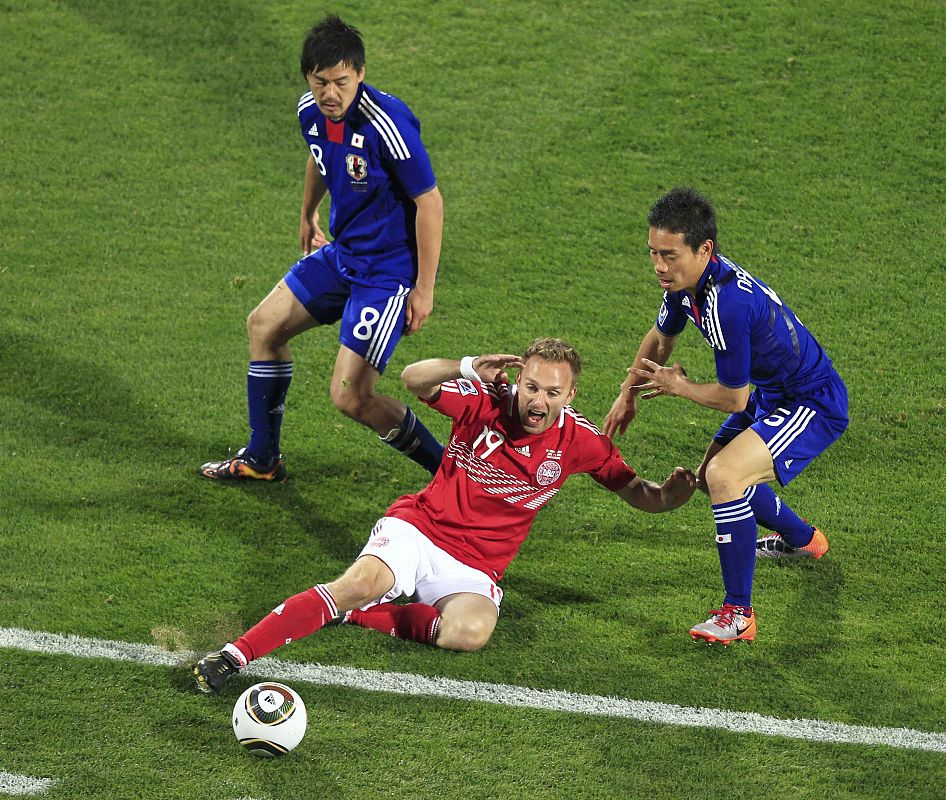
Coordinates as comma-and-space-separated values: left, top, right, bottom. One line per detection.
689, 604, 757, 645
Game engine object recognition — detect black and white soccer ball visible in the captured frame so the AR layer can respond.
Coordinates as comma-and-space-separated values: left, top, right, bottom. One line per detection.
232, 682, 307, 757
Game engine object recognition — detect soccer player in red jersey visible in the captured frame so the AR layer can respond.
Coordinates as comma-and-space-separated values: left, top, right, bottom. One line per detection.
195, 338, 695, 693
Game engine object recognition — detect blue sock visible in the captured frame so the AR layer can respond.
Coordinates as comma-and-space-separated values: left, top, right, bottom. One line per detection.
744, 484, 814, 547
381, 406, 444, 475
712, 498, 758, 608
246, 361, 292, 464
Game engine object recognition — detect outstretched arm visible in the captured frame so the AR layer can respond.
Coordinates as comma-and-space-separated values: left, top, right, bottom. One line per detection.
631, 359, 751, 414
401, 353, 524, 400
613, 467, 696, 513
603, 326, 677, 438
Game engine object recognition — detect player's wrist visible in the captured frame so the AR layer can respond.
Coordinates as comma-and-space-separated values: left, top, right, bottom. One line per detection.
460, 356, 482, 382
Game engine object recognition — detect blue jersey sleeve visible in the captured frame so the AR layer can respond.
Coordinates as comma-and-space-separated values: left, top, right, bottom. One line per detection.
385, 117, 436, 198
366, 91, 437, 198
656, 292, 688, 337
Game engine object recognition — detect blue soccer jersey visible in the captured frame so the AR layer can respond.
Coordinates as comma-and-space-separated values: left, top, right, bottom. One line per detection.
297, 82, 437, 279
655, 254, 837, 407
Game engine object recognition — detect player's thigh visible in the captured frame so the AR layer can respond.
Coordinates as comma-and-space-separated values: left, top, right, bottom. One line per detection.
328, 555, 396, 611
703, 428, 777, 501
434, 592, 500, 651
249, 279, 321, 343
338, 280, 412, 374
698, 401, 758, 493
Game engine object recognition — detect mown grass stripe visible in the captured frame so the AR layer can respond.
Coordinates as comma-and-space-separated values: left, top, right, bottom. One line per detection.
0, 772, 54, 797
2, 627, 944, 754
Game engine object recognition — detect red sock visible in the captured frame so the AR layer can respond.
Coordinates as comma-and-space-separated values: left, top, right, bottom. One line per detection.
349, 602, 441, 645
233, 585, 337, 662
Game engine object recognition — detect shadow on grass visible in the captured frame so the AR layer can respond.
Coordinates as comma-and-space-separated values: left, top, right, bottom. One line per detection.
0, 328, 356, 631
505, 574, 600, 607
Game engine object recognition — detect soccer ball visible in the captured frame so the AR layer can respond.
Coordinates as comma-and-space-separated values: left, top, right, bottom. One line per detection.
232, 682, 307, 757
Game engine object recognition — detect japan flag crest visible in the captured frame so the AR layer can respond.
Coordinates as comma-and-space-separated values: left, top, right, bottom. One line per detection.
346, 154, 368, 180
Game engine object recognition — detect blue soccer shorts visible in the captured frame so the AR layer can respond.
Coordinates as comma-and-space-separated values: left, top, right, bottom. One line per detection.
284, 244, 413, 374
713, 373, 849, 486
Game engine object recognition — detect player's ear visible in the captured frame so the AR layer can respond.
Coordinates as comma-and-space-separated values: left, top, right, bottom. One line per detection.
566, 385, 577, 405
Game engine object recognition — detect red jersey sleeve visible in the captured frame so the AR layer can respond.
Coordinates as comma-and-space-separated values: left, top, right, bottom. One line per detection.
586, 439, 636, 491
563, 408, 636, 492
423, 378, 501, 424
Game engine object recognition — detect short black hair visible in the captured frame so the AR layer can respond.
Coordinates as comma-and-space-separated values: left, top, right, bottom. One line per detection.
300, 15, 365, 78
648, 187, 718, 253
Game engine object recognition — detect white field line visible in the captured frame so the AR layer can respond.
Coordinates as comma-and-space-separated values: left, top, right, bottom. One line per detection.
0, 772, 53, 796
2, 626, 945, 754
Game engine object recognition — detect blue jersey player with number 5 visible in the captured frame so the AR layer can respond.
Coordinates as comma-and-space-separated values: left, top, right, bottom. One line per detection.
200, 15, 445, 482
603, 187, 848, 645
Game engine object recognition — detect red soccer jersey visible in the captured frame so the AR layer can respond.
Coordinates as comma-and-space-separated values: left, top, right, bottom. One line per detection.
385, 378, 636, 580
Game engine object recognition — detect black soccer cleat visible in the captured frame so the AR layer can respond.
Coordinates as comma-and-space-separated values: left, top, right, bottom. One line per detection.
198, 447, 288, 482
193, 649, 241, 694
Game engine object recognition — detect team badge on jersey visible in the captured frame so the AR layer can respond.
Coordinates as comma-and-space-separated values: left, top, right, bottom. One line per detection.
536, 460, 562, 486
346, 154, 368, 181
658, 302, 669, 326
456, 379, 478, 396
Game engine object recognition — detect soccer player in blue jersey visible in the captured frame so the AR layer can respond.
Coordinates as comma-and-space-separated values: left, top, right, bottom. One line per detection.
200, 16, 444, 482
603, 187, 849, 645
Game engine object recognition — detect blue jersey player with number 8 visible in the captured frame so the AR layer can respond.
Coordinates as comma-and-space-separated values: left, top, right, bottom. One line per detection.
200, 15, 444, 483
603, 187, 848, 645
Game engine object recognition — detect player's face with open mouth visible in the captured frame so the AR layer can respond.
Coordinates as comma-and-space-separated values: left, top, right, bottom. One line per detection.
647, 227, 713, 294
307, 61, 365, 121
515, 357, 577, 434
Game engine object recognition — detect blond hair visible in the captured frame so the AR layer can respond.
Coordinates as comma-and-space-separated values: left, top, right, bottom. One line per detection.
522, 337, 582, 384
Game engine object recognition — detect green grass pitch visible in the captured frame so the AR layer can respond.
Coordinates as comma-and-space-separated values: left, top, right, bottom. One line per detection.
1, 0, 944, 798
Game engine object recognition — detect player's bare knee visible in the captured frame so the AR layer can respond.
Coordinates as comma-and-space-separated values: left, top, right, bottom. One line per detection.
246, 307, 280, 350
703, 458, 741, 499
331, 385, 372, 423
438, 616, 494, 652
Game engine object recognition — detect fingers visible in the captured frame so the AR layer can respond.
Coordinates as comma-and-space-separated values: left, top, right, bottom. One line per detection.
476, 354, 524, 370
670, 466, 697, 486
